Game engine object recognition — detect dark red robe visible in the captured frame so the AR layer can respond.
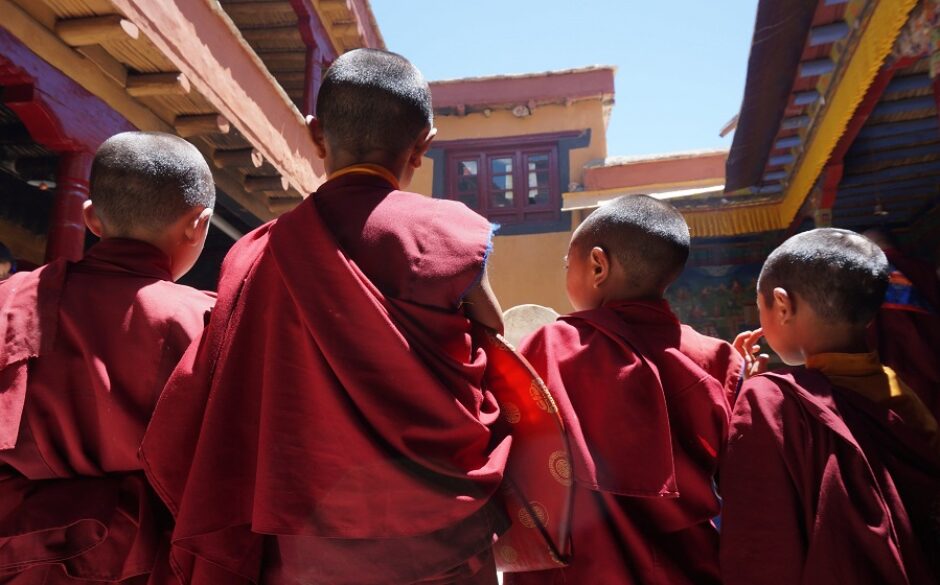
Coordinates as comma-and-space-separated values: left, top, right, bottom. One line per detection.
140, 173, 512, 585
505, 300, 739, 585
0, 239, 215, 584
720, 368, 940, 585
870, 248, 940, 420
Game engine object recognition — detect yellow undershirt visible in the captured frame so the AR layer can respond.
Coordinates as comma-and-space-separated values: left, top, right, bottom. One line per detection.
327, 163, 401, 190
806, 352, 940, 455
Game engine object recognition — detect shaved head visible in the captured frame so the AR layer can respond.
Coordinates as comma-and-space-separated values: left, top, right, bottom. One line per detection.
759, 228, 889, 325
573, 195, 691, 293
316, 48, 432, 158
89, 131, 214, 234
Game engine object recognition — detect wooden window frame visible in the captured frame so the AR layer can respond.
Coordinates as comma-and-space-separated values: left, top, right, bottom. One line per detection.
445, 143, 561, 225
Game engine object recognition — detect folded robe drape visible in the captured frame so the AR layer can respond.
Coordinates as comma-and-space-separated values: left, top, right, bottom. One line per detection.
141, 175, 512, 584
0, 239, 214, 583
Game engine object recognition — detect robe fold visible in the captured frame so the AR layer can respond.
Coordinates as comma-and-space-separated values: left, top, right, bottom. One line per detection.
0, 239, 215, 584
505, 300, 739, 585
140, 173, 511, 585
720, 367, 940, 585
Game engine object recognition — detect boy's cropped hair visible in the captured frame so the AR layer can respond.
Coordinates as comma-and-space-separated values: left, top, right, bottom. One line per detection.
575, 194, 691, 290
90, 131, 215, 233
316, 48, 433, 156
758, 228, 889, 325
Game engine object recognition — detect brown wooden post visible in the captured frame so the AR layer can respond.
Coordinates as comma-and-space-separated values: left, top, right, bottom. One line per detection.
46, 151, 93, 262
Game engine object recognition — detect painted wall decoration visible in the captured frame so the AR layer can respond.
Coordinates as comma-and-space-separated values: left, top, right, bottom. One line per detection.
666, 263, 763, 343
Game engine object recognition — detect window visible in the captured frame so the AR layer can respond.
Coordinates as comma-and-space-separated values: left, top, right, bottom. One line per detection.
446, 146, 560, 225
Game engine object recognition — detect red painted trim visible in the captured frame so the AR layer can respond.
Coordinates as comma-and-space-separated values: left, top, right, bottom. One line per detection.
346, 0, 384, 49
429, 68, 615, 110
818, 163, 843, 209
433, 129, 585, 151
46, 152, 93, 262
288, 0, 337, 62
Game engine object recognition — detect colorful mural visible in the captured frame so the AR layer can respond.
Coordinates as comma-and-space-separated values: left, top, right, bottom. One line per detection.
666, 263, 762, 343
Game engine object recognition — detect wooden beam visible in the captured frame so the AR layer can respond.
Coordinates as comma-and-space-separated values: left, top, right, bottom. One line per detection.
213, 148, 263, 168
258, 51, 306, 71
799, 58, 836, 78
174, 114, 231, 137
244, 175, 289, 193
107, 0, 324, 193
808, 22, 850, 47
223, 1, 295, 24
76, 45, 128, 86
0, 0, 170, 134
126, 72, 191, 97
55, 15, 140, 47
241, 26, 304, 45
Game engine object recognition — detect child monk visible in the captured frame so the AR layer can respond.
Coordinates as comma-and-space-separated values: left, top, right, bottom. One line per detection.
0, 131, 216, 583
140, 49, 510, 585
721, 228, 940, 585
505, 195, 741, 585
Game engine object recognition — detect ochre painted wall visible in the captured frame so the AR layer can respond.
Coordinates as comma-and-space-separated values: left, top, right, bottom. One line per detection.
411, 100, 609, 313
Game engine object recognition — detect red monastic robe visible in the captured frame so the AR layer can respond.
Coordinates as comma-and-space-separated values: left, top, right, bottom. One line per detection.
140, 172, 512, 585
870, 247, 940, 419
720, 368, 940, 585
505, 301, 739, 585
0, 239, 215, 584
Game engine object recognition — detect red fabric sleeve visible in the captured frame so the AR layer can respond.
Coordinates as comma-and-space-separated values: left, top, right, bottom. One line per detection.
719, 378, 807, 585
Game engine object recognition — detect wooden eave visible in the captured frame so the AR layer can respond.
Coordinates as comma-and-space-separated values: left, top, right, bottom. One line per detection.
4, 0, 327, 221
218, 0, 385, 111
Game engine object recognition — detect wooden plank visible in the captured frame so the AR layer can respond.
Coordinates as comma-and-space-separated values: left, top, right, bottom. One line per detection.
108, 0, 323, 192
56, 14, 139, 46
222, 1, 295, 25
808, 22, 849, 47
213, 147, 263, 168
126, 72, 190, 96
798, 58, 836, 78
0, 0, 171, 132
258, 50, 306, 71
76, 44, 128, 85
174, 113, 230, 137
244, 174, 289, 192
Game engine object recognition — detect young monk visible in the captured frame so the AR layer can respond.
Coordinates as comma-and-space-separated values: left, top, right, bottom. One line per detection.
140, 49, 510, 585
0, 131, 216, 583
722, 228, 940, 585
505, 195, 741, 585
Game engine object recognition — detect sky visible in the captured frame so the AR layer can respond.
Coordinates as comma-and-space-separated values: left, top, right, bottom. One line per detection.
370, 0, 759, 158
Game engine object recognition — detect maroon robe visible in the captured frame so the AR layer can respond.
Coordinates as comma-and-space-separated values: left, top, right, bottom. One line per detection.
0, 239, 215, 584
140, 173, 511, 585
870, 248, 940, 419
720, 368, 940, 585
505, 300, 739, 585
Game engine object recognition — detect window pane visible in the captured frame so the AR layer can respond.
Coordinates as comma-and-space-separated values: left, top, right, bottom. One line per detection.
527, 170, 550, 189
527, 154, 549, 172
459, 160, 478, 176
491, 157, 513, 175
528, 188, 550, 205
491, 174, 513, 192
490, 189, 513, 208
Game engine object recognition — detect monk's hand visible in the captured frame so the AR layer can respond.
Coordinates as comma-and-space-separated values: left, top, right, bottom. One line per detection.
733, 328, 769, 378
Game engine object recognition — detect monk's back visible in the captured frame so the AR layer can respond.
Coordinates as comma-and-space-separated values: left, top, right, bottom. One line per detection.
0, 238, 213, 478
512, 300, 738, 585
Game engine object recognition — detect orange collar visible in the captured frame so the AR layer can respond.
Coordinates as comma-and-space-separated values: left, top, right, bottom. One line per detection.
327, 164, 400, 190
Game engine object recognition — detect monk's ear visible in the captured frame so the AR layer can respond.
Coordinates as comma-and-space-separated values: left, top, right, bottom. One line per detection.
306, 115, 328, 160
184, 207, 213, 246
408, 126, 437, 169
772, 287, 794, 324
82, 200, 104, 237
589, 246, 610, 287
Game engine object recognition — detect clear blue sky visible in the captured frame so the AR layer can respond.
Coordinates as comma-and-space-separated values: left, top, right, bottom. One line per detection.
370, 0, 758, 158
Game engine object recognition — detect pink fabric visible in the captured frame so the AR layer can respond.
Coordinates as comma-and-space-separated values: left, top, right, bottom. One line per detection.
0, 239, 214, 583
506, 301, 738, 585
141, 175, 510, 584
721, 368, 939, 585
